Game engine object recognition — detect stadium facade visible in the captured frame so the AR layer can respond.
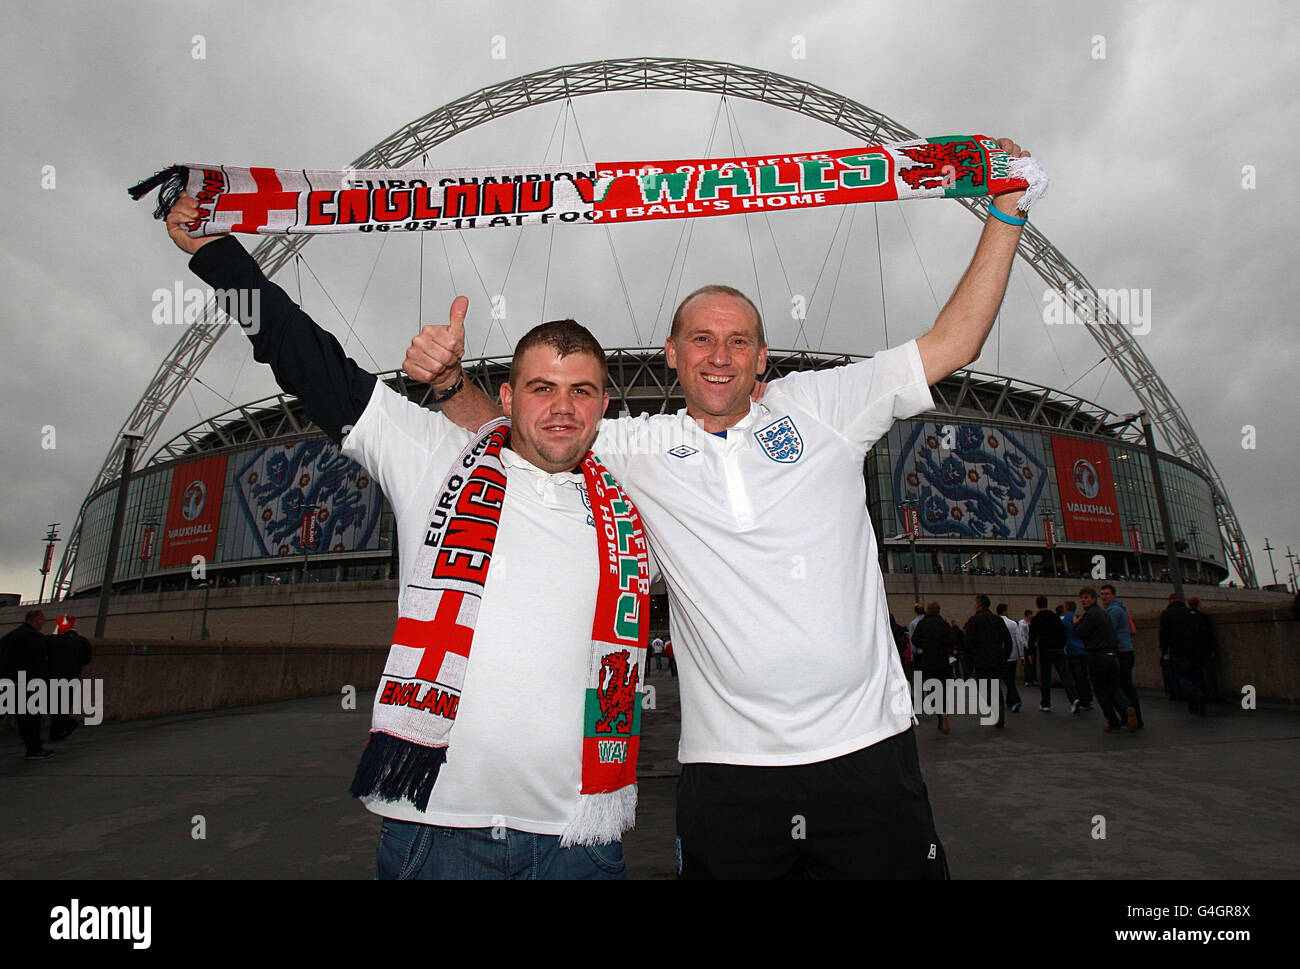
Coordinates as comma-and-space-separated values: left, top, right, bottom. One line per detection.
66, 349, 1228, 600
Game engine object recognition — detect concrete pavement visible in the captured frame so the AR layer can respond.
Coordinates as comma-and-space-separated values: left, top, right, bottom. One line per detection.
1, 671, 1295, 879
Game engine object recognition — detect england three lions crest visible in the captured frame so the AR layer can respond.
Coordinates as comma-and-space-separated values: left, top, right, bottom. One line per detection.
755, 416, 803, 463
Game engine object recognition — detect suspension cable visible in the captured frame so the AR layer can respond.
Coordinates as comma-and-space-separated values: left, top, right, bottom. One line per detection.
650, 96, 728, 344
803, 204, 849, 351
295, 255, 382, 371
723, 99, 796, 345
814, 206, 856, 352
874, 205, 888, 347
568, 99, 644, 344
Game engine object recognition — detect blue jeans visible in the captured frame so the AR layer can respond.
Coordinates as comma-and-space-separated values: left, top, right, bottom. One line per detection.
375, 819, 626, 880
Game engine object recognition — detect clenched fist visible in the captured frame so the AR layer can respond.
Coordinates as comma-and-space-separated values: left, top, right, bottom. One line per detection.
405, 296, 469, 391
165, 192, 224, 256
991, 136, 1030, 217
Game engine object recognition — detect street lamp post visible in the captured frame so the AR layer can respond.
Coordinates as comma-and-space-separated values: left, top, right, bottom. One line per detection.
38, 523, 60, 603
1262, 538, 1279, 587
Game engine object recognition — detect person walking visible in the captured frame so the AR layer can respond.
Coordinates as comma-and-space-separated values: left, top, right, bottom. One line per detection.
1099, 584, 1142, 729
0, 610, 53, 759
1186, 596, 1220, 704
995, 604, 1024, 713
1028, 596, 1078, 713
45, 615, 93, 741
1161, 595, 1204, 716
912, 602, 955, 734
1061, 601, 1094, 710
1019, 609, 1036, 686
965, 596, 1013, 728
1073, 588, 1137, 733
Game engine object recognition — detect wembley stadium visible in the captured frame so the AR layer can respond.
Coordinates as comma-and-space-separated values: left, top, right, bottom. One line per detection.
62, 349, 1228, 606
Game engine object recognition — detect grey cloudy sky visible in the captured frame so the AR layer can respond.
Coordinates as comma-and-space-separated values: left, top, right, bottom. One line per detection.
1, 0, 1297, 598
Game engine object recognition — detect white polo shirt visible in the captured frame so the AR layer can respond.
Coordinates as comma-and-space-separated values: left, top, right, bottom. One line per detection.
595, 339, 934, 765
1002, 615, 1024, 662
342, 381, 614, 834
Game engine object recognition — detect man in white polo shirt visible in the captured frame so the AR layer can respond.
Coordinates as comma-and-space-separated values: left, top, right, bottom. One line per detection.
412, 136, 1034, 878
165, 194, 650, 880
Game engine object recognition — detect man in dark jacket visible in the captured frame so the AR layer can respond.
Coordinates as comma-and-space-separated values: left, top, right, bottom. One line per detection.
0, 609, 53, 759
912, 602, 957, 733
46, 615, 92, 741
1028, 595, 1079, 713
1186, 596, 1220, 705
1161, 595, 1204, 715
1074, 588, 1136, 733
964, 595, 1012, 728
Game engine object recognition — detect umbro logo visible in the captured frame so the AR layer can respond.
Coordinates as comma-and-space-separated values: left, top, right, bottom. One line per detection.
668, 445, 698, 459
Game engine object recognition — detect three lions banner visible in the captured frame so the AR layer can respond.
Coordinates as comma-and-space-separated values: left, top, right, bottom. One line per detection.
131, 135, 1047, 235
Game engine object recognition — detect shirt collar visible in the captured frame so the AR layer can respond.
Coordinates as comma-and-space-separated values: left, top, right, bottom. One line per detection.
501, 447, 585, 487
678, 399, 766, 436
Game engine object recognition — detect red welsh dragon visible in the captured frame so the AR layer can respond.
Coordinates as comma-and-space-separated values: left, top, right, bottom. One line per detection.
595, 650, 638, 734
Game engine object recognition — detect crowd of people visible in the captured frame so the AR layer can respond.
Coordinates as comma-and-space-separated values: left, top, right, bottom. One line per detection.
893, 585, 1222, 733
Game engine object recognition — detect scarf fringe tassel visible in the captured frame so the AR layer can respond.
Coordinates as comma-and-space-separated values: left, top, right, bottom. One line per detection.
127, 165, 189, 220
349, 731, 447, 811
560, 784, 637, 847
1006, 156, 1049, 212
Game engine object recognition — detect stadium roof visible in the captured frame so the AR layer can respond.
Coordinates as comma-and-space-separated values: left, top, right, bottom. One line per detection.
144, 348, 1147, 472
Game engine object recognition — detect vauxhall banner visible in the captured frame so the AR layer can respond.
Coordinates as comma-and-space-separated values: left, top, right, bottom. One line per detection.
159, 455, 229, 568
131, 135, 1047, 236
1050, 437, 1122, 544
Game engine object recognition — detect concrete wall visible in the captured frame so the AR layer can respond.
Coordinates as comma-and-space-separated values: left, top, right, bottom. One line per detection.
881, 574, 1289, 623
45, 639, 387, 723
7, 576, 1289, 648
3, 580, 1294, 721
1125, 602, 1300, 704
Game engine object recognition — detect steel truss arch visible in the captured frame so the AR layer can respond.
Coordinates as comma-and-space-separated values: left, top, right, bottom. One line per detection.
54, 56, 1255, 594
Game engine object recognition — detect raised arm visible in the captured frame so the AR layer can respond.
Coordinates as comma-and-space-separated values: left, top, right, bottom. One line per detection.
914, 137, 1030, 386
166, 193, 374, 441
402, 299, 504, 432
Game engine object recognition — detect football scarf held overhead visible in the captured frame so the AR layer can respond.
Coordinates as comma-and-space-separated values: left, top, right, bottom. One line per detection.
348, 418, 651, 846
130, 134, 1048, 236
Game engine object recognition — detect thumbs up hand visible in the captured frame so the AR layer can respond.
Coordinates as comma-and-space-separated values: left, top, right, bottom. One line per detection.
405, 296, 468, 390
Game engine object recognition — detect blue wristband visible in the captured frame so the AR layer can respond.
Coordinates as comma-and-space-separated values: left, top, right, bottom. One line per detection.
986, 200, 1027, 226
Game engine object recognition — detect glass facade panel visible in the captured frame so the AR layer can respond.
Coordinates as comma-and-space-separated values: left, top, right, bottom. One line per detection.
866, 419, 1226, 580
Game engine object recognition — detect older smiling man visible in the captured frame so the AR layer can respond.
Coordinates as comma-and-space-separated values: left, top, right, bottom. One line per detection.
409, 136, 1034, 879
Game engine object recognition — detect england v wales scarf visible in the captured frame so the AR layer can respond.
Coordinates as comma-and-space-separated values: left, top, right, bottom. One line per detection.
130, 135, 1047, 234
348, 418, 651, 846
